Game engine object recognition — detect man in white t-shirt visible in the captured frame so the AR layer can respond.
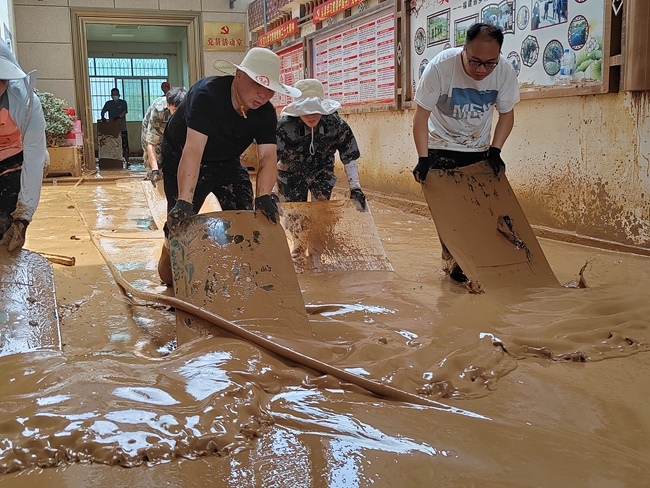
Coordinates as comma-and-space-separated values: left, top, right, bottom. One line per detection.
412, 23, 520, 281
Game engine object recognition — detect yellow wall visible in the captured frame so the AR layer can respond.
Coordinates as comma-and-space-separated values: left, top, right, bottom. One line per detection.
342, 91, 650, 249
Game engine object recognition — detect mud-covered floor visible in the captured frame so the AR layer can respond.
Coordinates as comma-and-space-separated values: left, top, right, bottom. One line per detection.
2, 171, 650, 487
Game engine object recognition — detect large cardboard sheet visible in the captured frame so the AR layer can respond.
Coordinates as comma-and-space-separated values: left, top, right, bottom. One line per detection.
170, 211, 312, 341
97, 119, 123, 169
422, 161, 558, 289
0, 249, 60, 356
140, 181, 221, 232
280, 200, 393, 273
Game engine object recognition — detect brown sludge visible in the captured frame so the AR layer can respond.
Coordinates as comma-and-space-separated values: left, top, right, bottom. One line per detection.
1, 177, 650, 486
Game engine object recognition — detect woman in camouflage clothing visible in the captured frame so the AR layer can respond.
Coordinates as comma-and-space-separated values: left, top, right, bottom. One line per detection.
277, 79, 366, 209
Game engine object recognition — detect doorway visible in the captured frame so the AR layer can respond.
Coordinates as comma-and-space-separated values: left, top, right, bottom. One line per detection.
70, 9, 203, 172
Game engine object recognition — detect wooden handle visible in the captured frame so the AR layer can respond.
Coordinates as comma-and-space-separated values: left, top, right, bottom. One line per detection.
37, 251, 75, 267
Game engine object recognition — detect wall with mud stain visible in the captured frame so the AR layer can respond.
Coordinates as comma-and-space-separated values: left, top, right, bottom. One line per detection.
342, 91, 650, 249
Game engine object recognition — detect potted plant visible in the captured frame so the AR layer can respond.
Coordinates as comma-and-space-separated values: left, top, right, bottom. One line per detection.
36, 89, 82, 177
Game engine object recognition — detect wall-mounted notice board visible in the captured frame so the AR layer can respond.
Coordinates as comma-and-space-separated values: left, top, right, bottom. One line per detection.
408, 0, 609, 100
271, 42, 305, 111
308, 4, 398, 112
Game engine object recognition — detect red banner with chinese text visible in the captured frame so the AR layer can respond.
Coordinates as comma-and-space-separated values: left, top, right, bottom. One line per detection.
257, 18, 299, 48
313, 0, 364, 24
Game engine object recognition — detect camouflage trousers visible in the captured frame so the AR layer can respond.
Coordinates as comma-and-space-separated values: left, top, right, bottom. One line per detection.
277, 168, 336, 202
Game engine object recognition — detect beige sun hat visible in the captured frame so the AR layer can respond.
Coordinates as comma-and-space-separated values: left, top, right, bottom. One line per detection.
280, 79, 341, 117
213, 47, 301, 97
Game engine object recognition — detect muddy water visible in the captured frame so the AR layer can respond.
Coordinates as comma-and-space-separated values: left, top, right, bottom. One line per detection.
2, 177, 650, 486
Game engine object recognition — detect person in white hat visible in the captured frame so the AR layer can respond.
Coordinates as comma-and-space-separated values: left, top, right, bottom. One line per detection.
157, 47, 300, 286
276, 79, 366, 209
0, 41, 47, 253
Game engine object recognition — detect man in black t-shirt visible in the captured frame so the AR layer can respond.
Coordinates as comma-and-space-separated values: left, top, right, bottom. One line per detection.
157, 47, 300, 286
101, 88, 129, 163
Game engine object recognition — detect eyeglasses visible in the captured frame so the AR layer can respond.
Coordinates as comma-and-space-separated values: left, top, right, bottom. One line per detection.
464, 52, 499, 70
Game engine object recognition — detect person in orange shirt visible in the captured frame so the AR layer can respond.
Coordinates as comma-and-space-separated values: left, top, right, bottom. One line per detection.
0, 42, 47, 253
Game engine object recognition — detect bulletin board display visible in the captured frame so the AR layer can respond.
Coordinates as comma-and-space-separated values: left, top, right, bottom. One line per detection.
272, 42, 305, 111
310, 8, 397, 110
408, 0, 608, 98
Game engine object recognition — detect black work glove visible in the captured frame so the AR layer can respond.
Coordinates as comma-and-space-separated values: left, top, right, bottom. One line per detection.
488, 146, 505, 178
150, 170, 160, 188
412, 156, 432, 183
254, 194, 280, 224
349, 188, 367, 211
167, 199, 195, 235
0, 219, 29, 252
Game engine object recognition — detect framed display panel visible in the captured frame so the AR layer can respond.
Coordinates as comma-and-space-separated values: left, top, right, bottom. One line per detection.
306, 3, 398, 113
406, 0, 612, 102
271, 41, 306, 111
621, 0, 650, 91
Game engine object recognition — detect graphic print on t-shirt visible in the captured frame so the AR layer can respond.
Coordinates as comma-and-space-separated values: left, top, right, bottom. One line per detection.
446, 88, 498, 119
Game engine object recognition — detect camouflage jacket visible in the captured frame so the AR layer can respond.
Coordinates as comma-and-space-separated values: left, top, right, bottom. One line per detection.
276, 113, 360, 175
141, 96, 170, 149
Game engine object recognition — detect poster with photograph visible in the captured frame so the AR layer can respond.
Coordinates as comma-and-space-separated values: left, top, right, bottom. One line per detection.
455, 15, 478, 47
409, 0, 605, 95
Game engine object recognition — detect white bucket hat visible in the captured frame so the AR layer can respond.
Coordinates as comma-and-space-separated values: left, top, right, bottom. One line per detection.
280, 79, 341, 117
0, 58, 26, 80
213, 47, 301, 98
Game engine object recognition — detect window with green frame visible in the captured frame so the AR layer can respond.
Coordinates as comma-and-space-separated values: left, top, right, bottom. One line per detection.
88, 57, 169, 122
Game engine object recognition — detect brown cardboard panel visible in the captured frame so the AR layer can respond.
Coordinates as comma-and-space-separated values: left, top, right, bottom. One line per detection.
280, 200, 393, 273
422, 161, 558, 289
170, 211, 312, 341
0, 249, 60, 356
97, 119, 123, 169
140, 181, 222, 232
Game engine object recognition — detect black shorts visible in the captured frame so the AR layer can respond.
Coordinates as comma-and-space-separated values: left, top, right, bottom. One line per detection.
428, 148, 489, 170
162, 162, 253, 236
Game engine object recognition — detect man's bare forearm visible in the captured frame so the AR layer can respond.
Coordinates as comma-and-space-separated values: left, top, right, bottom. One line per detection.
491, 110, 515, 149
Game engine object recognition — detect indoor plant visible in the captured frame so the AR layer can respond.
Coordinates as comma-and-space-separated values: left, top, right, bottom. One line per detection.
36, 89, 82, 177
36, 89, 74, 147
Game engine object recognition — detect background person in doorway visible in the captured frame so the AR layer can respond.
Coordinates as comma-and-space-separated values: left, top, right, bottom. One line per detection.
100, 88, 129, 163
0, 41, 47, 253
411, 23, 520, 281
161, 81, 170, 95
141, 87, 187, 187
276, 79, 366, 210
157, 47, 301, 286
